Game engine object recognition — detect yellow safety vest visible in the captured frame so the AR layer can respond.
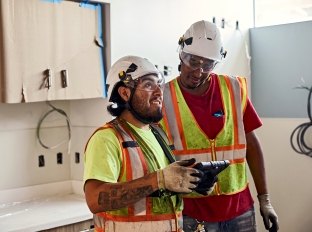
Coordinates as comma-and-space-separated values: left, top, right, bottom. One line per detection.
161, 75, 248, 197
85, 119, 183, 232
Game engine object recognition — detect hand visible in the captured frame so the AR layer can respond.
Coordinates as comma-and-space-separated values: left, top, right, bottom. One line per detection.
258, 194, 279, 231
193, 170, 218, 195
158, 158, 201, 193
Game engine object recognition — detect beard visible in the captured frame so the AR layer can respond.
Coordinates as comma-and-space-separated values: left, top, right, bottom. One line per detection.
129, 94, 163, 124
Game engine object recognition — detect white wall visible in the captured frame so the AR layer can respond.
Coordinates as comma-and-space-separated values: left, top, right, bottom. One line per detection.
69, 98, 110, 181
248, 118, 312, 232
0, 101, 72, 190
109, 0, 253, 80
1, 1, 312, 232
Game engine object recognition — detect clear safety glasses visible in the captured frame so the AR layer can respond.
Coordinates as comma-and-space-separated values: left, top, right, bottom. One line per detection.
127, 73, 165, 92
180, 51, 216, 73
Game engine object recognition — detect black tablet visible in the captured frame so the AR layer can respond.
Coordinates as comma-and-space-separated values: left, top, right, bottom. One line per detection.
193, 160, 230, 176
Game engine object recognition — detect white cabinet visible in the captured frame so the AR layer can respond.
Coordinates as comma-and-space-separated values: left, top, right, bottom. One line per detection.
0, 0, 107, 103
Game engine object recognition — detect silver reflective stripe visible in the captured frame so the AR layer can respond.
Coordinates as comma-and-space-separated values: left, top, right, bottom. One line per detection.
134, 198, 146, 216
226, 76, 246, 145
175, 153, 211, 162
175, 149, 246, 162
163, 83, 183, 150
216, 149, 246, 160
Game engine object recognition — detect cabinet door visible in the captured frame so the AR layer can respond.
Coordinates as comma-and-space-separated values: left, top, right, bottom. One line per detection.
0, 0, 106, 103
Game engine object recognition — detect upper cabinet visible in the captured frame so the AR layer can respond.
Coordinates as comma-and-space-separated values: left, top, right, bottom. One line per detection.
0, 0, 108, 103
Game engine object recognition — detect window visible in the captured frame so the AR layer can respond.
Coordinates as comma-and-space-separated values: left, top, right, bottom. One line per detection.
254, 0, 312, 27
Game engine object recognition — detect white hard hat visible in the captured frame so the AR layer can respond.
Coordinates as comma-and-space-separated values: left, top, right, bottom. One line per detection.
179, 20, 226, 62
106, 55, 162, 102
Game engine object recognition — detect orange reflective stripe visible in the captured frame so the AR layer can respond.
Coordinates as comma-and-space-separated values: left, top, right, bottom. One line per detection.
94, 226, 105, 232
231, 158, 245, 164
221, 143, 246, 151
169, 81, 187, 150
98, 211, 180, 222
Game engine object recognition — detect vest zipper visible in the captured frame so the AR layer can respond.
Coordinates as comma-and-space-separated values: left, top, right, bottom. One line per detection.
210, 139, 216, 161
209, 139, 221, 195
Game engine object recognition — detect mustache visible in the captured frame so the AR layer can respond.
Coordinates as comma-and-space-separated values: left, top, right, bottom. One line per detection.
150, 96, 163, 102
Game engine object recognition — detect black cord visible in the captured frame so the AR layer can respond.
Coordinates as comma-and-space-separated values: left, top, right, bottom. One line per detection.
290, 85, 312, 157
150, 124, 176, 164
36, 101, 71, 150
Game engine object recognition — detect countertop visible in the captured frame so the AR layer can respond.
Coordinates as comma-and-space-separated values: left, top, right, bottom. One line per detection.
0, 193, 93, 232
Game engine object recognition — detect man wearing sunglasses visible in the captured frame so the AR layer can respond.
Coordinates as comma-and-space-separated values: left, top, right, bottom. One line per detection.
161, 21, 279, 232
83, 55, 215, 232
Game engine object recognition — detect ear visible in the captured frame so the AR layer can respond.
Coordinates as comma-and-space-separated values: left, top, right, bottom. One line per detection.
118, 86, 131, 102
178, 63, 181, 72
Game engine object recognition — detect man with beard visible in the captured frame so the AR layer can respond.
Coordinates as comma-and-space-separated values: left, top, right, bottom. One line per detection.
83, 55, 215, 232
161, 21, 279, 231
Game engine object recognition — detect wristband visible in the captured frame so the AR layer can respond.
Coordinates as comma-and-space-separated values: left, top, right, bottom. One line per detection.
257, 193, 270, 204
157, 169, 166, 190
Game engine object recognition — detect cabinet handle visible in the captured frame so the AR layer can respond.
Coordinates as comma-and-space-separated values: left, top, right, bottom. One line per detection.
61, 70, 68, 88
41, 68, 52, 89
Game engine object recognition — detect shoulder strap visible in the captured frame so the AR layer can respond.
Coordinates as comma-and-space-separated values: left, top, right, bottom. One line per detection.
110, 119, 139, 148
150, 124, 175, 163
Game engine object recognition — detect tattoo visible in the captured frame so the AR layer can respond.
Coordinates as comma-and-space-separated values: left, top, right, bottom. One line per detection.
98, 185, 154, 211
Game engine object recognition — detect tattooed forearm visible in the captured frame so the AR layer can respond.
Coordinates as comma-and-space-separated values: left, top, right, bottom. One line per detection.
84, 172, 159, 213
98, 184, 154, 211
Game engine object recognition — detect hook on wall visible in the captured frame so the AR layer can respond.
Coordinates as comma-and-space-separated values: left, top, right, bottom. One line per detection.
212, 17, 240, 30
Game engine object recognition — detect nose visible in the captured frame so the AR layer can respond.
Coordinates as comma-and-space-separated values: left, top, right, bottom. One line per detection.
192, 67, 204, 77
153, 84, 163, 96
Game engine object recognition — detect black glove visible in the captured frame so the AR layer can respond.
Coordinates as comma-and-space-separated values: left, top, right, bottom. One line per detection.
192, 170, 218, 195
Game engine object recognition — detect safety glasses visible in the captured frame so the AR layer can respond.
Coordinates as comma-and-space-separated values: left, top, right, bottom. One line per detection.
127, 73, 165, 92
180, 51, 216, 73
